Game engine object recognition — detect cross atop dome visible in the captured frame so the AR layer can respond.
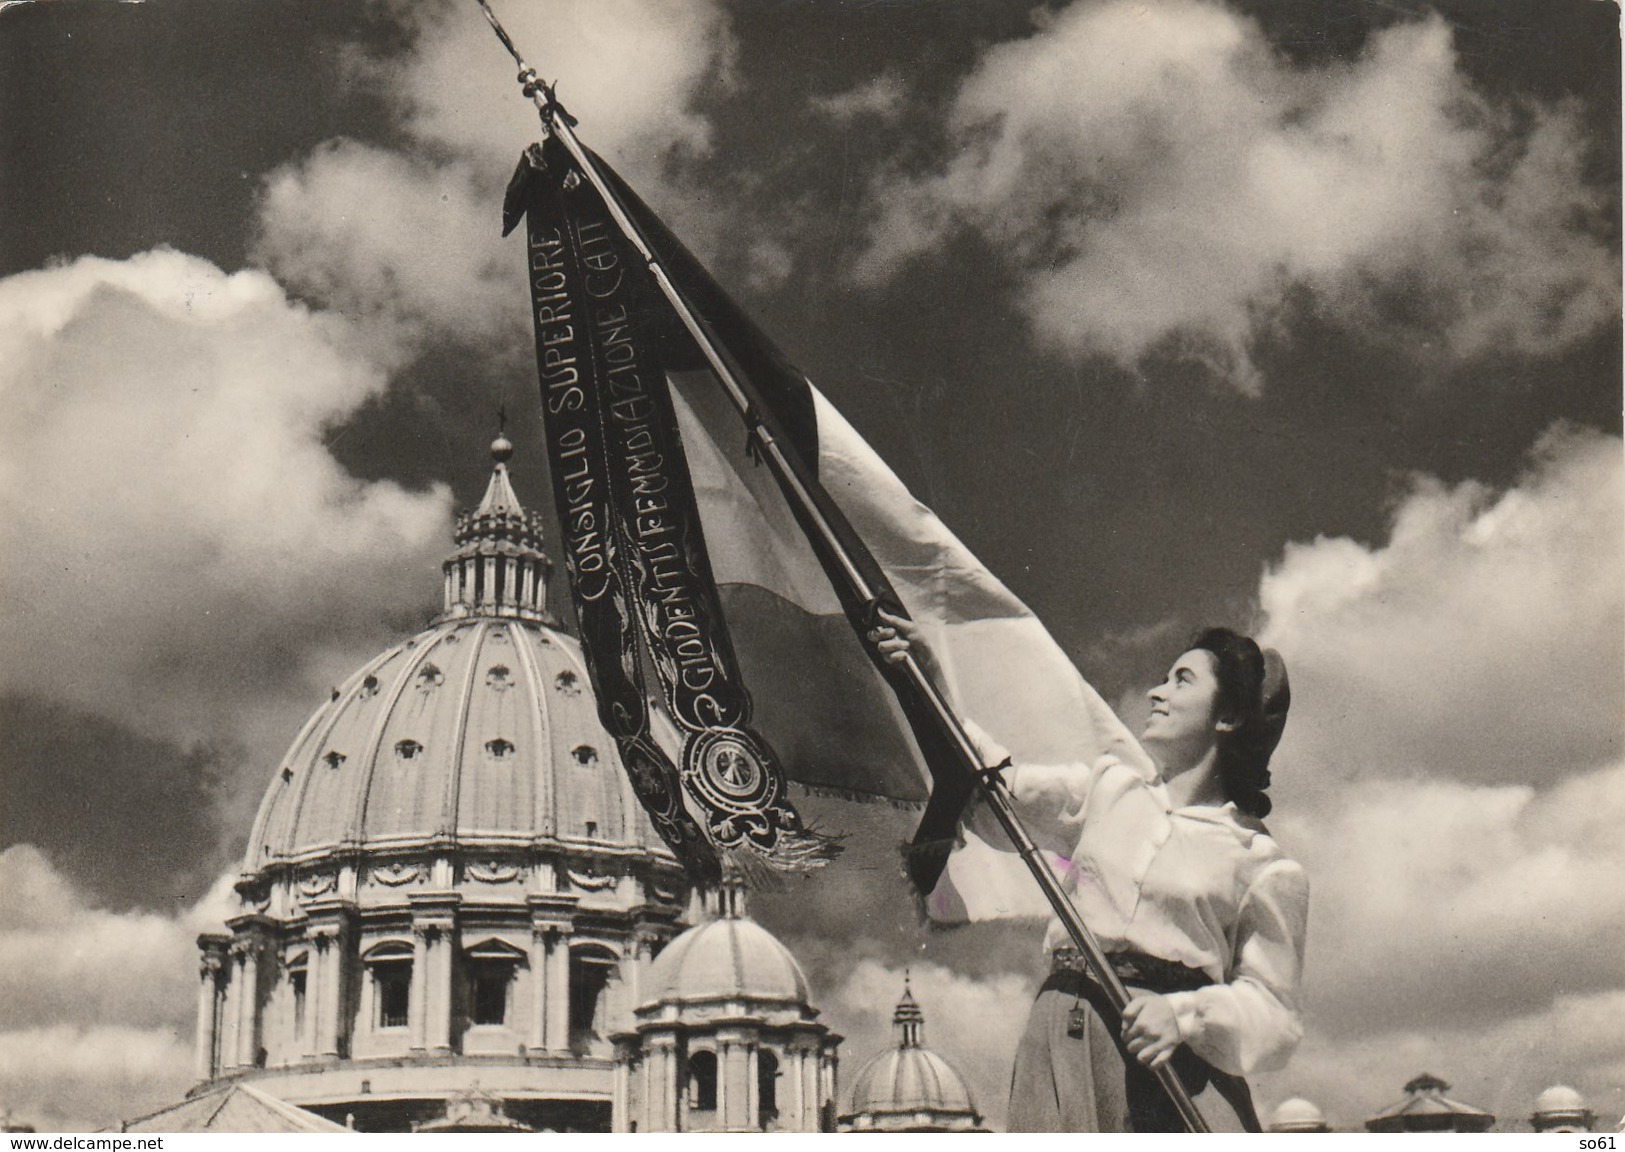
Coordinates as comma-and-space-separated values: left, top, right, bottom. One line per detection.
437, 432, 555, 624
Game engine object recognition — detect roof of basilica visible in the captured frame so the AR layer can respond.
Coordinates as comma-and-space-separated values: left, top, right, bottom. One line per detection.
242, 436, 670, 874
119, 1084, 349, 1133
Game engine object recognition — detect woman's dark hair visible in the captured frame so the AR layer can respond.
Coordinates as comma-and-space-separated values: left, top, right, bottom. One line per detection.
1189, 627, 1291, 819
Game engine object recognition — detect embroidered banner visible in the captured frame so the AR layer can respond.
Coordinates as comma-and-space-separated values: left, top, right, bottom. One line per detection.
506, 140, 835, 874
504, 143, 714, 879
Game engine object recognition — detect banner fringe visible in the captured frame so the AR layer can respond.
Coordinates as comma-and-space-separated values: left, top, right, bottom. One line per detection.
789, 781, 928, 812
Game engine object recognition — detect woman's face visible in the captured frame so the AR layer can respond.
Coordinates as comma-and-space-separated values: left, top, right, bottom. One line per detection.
1142, 648, 1224, 754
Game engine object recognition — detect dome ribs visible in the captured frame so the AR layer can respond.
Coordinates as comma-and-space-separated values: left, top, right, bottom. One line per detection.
266, 640, 408, 870
243, 669, 345, 874
508, 617, 556, 841
345, 628, 453, 848
438, 619, 486, 845
456, 622, 531, 840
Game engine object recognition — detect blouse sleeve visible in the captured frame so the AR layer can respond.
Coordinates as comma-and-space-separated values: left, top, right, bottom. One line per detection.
960, 749, 1113, 857
1163, 856, 1310, 1077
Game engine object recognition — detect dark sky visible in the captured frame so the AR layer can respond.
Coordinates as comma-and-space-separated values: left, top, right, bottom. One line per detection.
0, 0, 1620, 1132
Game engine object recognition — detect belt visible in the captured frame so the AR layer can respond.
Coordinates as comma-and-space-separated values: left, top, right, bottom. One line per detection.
1040, 959, 1261, 1132
1050, 948, 1213, 994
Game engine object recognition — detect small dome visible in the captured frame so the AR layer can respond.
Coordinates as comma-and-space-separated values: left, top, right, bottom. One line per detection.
1532, 1085, 1595, 1132
644, 908, 810, 1007
1537, 1086, 1587, 1113
1270, 1097, 1329, 1132
848, 1047, 976, 1117
840, 978, 984, 1132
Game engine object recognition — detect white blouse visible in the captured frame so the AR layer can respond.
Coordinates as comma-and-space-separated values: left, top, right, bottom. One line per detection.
970, 753, 1309, 1077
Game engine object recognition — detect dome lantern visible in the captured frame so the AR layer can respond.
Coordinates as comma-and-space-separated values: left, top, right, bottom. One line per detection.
893, 973, 924, 1050
438, 434, 555, 623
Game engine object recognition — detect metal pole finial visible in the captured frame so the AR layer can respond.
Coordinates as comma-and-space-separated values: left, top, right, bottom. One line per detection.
472, 0, 577, 130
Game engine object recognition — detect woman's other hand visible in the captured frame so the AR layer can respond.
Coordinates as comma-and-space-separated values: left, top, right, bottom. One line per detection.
1121, 994, 1182, 1070
869, 608, 942, 680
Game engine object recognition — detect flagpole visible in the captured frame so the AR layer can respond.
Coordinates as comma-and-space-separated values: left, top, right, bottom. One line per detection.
473, 2, 1209, 1131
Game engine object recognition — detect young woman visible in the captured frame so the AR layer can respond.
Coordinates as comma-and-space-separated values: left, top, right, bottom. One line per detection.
873, 615, 1307, 1132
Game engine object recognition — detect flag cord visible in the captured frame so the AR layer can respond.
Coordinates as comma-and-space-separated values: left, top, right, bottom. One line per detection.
475, 0, 1208, 1130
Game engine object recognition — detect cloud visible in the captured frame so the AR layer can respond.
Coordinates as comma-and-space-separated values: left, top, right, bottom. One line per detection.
255, 139, 527, 352
1260, 424, 1623, 792
254, 0, 739, 348
1245, 425, 1625, 1126
811, 73, 908, 124
385, 0, 733, 178
1, 697, 231, 910
0, 846, 233, 1131
0, 250, 452, 813
1283, 763, 1625, 1036
858, 1, 1619, 389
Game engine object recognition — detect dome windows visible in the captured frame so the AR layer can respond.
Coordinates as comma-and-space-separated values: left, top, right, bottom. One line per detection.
359, 675, 380, 699
464, 939, 525, 1028
363, 942, 414, 1031
485, 738, 515, 760
687, 1050, 718, 1112
555, 671, 580, 695
758, 1051, 780, 1125
286, 954, 309, 1042
567, 945, 618, 1054
395, 739, 424, 761
572, 745, 598, 766
415, 664, 444, 691
485, 664, 512, 690
472, 969, 509, 1027
323, 751, 346, 771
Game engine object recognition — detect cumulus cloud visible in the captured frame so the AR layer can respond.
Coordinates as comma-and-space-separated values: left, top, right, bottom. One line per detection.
1283, 763, 1625, 1036
254, 0, 738, 349
255, 140, 526, 351
858, 0, 1618, 389
0, 846, 233, 1130
1260, 424, 1623, 793
1246, 426, 1625, 1126
386, 0, 732, 177
0, 249, 451, 773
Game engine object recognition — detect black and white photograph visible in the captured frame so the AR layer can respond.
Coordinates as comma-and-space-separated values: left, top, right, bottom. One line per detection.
0, 0, 1619, 1136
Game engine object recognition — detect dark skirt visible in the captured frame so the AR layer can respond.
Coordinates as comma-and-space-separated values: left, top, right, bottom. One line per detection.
1006, 970, 1260, 1133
